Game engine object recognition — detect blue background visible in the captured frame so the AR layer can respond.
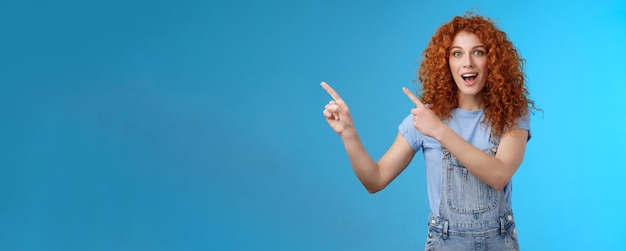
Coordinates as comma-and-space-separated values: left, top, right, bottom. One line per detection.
1, 0, 625, 250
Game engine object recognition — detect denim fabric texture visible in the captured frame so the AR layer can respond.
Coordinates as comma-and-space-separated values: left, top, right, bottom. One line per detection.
424, 135, 520, 251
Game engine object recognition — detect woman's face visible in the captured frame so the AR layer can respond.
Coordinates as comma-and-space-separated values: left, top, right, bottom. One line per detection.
449, 31, 489, 101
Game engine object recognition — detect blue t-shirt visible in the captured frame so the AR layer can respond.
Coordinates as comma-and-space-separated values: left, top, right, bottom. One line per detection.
398, 108, 530, 217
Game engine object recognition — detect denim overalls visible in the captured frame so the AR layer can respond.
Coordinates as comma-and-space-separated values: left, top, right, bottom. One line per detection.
424, 134, 520, 251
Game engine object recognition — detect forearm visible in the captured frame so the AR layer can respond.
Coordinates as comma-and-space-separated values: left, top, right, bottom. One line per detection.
434, 127, 514, 190
339, 129, 383, 193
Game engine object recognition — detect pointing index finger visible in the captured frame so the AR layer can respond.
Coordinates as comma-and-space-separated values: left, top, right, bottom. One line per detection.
321, 82, 343, 101
402, 87, 424, 107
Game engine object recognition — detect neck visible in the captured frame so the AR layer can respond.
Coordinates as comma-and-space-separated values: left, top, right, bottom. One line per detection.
457, 93, 483, 110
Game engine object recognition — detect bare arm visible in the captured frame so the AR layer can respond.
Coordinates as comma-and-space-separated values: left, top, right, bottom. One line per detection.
402, 87, 528, 190
322, 82, 416, 193
340, 131, 416, 193
434, 127, 527, 190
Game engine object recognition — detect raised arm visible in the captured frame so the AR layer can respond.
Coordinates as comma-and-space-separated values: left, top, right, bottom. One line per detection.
322, 82, 416, 193
402, 87, 528, 190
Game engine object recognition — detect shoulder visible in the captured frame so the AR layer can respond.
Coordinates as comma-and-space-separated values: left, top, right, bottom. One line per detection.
516, 113, 530, 129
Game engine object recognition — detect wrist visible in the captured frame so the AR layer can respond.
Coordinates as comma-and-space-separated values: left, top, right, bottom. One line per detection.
339, 127, 358, 140
432, 123, 450, 142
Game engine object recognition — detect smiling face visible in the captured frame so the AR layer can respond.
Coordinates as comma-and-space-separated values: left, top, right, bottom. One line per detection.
449, 31, 489, 109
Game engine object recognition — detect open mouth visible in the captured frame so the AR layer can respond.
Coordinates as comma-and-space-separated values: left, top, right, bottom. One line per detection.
461, 73, 478, 85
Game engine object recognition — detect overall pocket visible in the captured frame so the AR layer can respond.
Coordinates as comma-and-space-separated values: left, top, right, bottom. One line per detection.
445, 160, 500, 214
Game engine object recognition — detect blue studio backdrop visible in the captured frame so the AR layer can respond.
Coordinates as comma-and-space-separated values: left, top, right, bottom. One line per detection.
1, 0, 625, 250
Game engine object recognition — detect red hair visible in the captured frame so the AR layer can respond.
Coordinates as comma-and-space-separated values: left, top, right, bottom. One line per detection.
417, 13, 538, 135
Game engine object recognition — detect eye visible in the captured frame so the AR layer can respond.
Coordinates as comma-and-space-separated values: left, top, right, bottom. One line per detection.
473, 50, 485, 56
451, 51, 462, 57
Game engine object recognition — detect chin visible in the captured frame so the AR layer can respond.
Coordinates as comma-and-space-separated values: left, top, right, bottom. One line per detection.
457, 86, 486, 97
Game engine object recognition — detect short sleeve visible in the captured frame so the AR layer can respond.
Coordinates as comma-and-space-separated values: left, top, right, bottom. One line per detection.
515, 113, 532, 141
398, 114, 423, 152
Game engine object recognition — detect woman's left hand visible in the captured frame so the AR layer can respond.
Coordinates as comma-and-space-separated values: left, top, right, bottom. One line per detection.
402, 87, 445, 139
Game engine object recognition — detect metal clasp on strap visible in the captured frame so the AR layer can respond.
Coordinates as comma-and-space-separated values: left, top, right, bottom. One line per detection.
499, 217, 506, 235
442, 220, 449, 239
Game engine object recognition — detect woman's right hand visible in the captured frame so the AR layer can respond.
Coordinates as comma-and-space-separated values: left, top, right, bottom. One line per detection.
321, 82, 355, 137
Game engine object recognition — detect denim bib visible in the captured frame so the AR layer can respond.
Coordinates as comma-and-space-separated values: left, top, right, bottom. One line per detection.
424, 134, 520, 250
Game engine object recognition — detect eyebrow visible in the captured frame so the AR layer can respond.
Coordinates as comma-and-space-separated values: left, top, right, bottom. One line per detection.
450, 45, 486, 50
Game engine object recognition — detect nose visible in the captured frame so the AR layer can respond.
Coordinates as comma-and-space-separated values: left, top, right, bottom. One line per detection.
463, 54, 474, 68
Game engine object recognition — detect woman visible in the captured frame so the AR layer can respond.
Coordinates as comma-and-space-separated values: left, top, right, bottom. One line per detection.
321, 13, 538, 250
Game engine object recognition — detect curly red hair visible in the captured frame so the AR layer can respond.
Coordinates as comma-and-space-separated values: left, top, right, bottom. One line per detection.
417, 13, 537, 135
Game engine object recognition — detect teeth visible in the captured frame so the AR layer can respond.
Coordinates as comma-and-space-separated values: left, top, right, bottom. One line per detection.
462, 73, 478, 77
